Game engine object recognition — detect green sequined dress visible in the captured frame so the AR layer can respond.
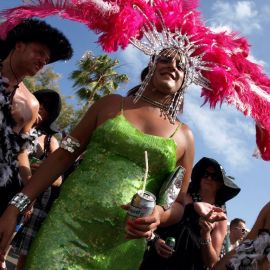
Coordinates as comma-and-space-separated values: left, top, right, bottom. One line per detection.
26, 114, 177, 270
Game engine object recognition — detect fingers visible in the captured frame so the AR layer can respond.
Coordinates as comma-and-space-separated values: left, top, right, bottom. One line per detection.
120, 204, 130, 211
125, 219, 154, 239
155, 240, 174, 258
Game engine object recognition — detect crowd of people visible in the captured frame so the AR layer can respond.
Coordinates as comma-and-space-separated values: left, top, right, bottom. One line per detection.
0, 0, 269, 269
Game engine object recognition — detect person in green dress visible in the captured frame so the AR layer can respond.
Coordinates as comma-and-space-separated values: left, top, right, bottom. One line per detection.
0, 48, 195, 269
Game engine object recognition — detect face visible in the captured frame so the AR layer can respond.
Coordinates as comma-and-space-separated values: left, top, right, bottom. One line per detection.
231, 222, 247, 241
200, 166, 222, 194
15, 41, 50, 76
35, 102, 49, 127
150, 49, 185, 95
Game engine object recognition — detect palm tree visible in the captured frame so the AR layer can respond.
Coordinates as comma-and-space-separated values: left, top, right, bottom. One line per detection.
69, 51, 128, 104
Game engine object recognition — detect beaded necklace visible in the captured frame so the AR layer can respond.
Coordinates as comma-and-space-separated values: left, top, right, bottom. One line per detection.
140, 94, 169, 111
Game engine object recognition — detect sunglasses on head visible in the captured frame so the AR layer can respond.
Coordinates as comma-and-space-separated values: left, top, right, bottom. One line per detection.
202, 170, 219, 181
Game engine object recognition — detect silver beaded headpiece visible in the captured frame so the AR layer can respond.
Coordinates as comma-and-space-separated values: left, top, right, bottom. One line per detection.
131, 7, 212, 123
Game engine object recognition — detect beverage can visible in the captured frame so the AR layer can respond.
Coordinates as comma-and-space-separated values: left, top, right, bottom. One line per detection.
165, 237, 176, 249
127, 190, 156, 219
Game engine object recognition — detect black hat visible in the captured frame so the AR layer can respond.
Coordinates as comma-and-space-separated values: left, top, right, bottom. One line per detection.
0, 18, 73, 63
33, 89, 62, 134
189, 157, 241, 205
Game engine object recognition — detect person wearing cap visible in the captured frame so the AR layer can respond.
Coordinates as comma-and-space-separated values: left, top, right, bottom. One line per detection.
12, 89, 63, 270
140, 157, 240, 270
0, 18, 72, 215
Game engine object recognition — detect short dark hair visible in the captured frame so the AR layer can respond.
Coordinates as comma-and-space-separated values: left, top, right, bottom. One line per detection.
230, 218, 246, 229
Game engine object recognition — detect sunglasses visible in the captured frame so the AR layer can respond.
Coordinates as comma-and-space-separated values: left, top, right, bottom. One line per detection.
202, 170, 219, 181
235, 227, 247, 234
156, 55, 185, 71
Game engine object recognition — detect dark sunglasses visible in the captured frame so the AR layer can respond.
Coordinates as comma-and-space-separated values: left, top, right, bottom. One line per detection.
202, 170, 219, 181
156, 55, 185, 71
235, 227, 247, 234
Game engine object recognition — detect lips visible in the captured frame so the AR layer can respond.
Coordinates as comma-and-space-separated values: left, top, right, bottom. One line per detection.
160, 72, 175, 80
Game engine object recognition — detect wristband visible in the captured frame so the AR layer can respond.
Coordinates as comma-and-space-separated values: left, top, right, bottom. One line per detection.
200, 238, 211, 246
9, 192, 31, 214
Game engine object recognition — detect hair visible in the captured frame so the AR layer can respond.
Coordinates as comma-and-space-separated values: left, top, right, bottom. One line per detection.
230, 218, 246, 229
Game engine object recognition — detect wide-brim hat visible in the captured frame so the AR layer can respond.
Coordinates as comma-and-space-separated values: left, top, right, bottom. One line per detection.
189, 157, 241, 205
33, 89, 62, 134
0, 18, 72, 63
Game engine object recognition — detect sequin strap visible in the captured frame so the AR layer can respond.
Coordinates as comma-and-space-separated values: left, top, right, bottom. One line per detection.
60, 134, 80, 153
169, 122, 182, 138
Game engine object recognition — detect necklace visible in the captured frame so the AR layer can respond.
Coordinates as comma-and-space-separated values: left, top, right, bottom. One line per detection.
140, 95, 169, 111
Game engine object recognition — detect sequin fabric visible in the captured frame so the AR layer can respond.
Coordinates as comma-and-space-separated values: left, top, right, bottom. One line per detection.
26, 114, 177, 269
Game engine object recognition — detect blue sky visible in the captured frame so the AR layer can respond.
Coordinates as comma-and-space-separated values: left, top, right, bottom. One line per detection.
1, 0, 269, 229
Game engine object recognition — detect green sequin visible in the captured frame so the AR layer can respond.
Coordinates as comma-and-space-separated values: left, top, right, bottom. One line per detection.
26, 114, 177, 270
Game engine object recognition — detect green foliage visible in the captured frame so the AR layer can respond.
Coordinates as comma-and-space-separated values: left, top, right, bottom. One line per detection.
69, 51, 128, 104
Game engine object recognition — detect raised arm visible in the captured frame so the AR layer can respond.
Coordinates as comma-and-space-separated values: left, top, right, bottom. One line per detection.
200, 217, 227, 268
0, 96, 103, 253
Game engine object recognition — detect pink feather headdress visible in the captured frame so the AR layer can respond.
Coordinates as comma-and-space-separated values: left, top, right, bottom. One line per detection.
1, 0, 270, 160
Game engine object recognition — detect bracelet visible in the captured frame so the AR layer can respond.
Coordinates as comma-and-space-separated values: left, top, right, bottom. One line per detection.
200, 238, 211, 246
60, 135, 80, 153
9, 192, 31, 214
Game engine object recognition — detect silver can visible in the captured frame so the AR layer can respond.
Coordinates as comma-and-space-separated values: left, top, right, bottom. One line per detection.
128, 190, 156, 219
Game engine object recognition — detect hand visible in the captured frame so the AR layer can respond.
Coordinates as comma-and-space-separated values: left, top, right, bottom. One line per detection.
194, 202, 227, 222
155, 238, 174, 258
122, 205, 160, 239
23, 206, 34, 224
199, 216, 214, 239
30, 162, 41, 173
0, 206, 19, 261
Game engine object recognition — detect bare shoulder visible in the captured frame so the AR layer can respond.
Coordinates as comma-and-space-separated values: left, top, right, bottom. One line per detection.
178, 122, 194, 146
18, 82, 39, 106
92, 94, 123, 119
94, 94, 122, 108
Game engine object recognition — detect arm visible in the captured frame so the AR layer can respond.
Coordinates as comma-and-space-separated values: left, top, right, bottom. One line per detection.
17, 149, 32, 185
245, 201, 270, 240
200, 218, 227, 268
49, 136, 62, 187
0, 96, 105, 252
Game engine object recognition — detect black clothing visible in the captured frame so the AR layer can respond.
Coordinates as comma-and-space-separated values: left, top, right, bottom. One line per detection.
140, 204, 207, 270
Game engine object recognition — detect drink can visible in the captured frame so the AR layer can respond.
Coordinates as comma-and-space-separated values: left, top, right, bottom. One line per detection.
127, 190, 156, 219
165, 237, 176, 249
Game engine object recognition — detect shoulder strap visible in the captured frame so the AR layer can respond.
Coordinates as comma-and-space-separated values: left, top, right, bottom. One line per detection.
121, 96, 124, 114
169, 122, 182, 138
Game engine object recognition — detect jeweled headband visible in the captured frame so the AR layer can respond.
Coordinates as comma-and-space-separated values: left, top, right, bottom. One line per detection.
1, 0, 270, 160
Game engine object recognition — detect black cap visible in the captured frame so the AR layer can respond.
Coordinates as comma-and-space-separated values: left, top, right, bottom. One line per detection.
0, 18, 73, 63
189, 157, 241, 205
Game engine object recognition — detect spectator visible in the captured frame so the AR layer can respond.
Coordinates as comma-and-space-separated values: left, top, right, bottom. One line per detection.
213, 202, 270, 270
140, 157, 241, 270
0, 19, 72, 270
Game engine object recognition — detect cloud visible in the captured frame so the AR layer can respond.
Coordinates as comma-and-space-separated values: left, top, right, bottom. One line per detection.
183, 86, 255, 169
117, 45, 149, 88
210, 1, 261, 34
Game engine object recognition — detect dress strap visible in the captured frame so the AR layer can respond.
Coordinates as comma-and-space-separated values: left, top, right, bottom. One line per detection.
121, 96, 124, 115
169, 122, 182, 138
